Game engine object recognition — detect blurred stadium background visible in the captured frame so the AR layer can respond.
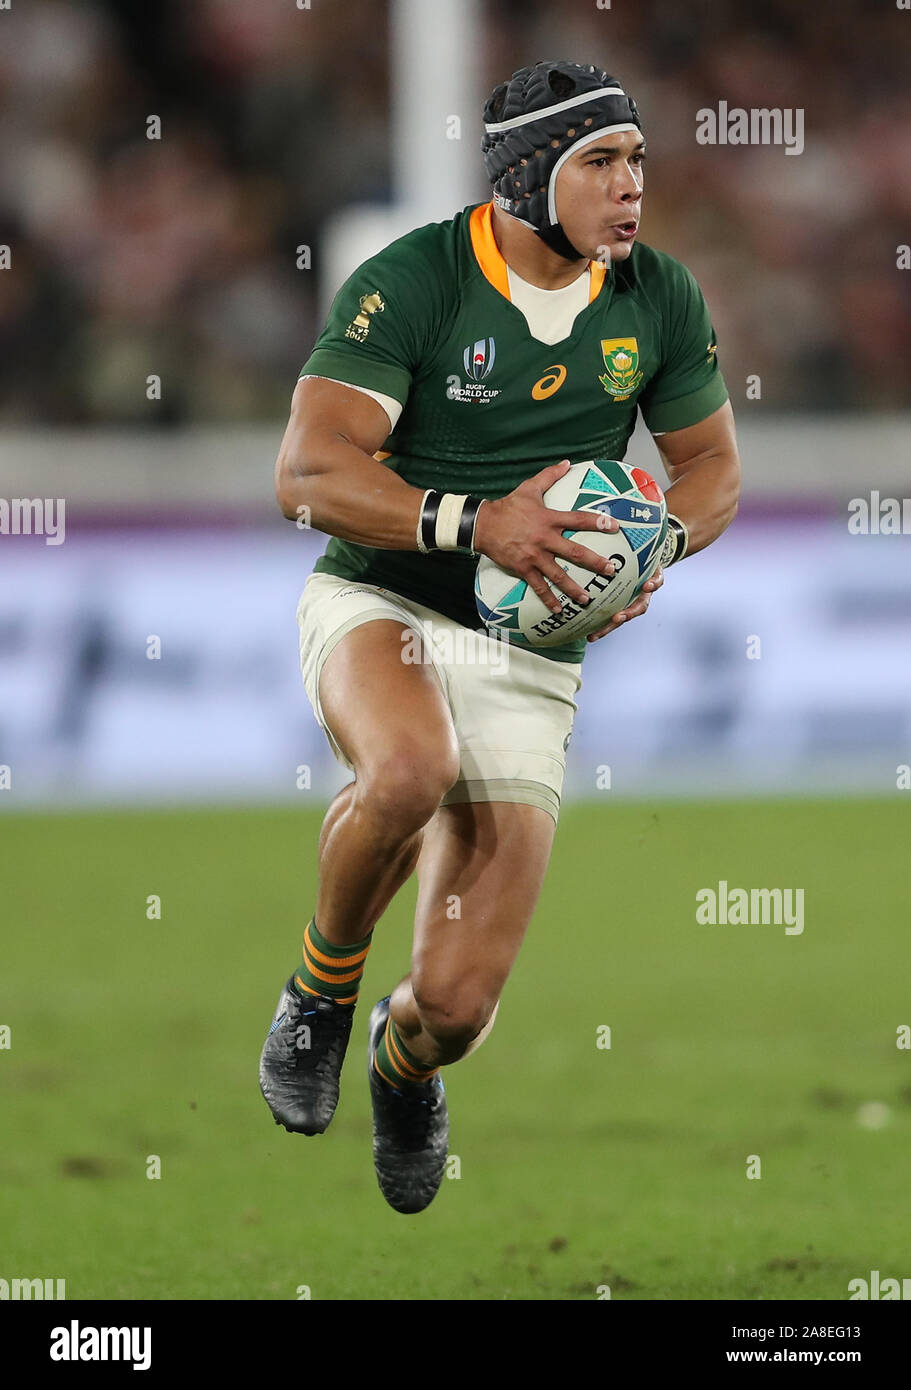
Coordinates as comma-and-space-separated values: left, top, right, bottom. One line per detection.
2, 0, 909, 1302
1, 0, 909, 805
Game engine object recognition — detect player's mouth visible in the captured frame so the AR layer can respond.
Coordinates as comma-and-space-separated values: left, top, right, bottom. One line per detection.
611, 221, 638, 241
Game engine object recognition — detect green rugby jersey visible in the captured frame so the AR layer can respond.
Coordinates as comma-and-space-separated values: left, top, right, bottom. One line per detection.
300, 201, 728, 663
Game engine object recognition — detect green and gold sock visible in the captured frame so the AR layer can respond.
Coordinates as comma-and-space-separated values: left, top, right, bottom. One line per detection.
292, 917, 372, 1006
373, 1016, 439, 1089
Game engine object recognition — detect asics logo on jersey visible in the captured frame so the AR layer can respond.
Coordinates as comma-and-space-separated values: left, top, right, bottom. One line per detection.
463, 338, 496, 381
531, 365, 567, 400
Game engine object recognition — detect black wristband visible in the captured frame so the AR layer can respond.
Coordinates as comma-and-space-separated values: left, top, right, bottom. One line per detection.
661, 514, 688, 567
420, 490, 443, 553
456, 496, 486, 553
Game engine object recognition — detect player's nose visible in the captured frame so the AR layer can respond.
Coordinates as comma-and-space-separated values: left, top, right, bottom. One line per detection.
614, 165, 643, 201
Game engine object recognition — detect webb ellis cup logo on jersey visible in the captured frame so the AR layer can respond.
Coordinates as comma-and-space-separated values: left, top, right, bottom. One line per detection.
599, 337, 644, 401
447, 337, 501, 404
344, 291, 385, 343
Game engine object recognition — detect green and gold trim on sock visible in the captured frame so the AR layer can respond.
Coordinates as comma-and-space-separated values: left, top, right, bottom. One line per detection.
373, 1016, 439, 1089
293, 918, 372, 1005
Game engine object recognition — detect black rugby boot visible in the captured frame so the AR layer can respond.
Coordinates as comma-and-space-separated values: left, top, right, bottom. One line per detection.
259, 979, 355, 1135
367, 996, 449, 1214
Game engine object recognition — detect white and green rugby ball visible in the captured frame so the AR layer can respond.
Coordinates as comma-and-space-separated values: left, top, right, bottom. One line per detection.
474, 459, 667, 648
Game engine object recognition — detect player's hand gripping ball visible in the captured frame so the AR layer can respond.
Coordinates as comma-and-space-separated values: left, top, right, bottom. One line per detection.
474, 459, 667, 648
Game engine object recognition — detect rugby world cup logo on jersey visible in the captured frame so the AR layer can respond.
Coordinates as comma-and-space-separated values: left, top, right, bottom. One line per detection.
447, 337, 501, 404
464, 338, 496, 381
599, 337, 644, 402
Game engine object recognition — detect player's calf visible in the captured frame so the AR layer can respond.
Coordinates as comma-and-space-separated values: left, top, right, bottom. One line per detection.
397, 974, 500, 1066
460, 1001, 500, 1059
412, 996, 495, 1066
308, 747, 460, 951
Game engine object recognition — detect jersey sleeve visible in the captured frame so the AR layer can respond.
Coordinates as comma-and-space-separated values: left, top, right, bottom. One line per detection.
300, 235, 446, 408
638, 260, 729, 435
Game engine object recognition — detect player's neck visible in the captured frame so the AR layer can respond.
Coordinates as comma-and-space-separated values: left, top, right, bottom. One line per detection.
491, 204, 590, 290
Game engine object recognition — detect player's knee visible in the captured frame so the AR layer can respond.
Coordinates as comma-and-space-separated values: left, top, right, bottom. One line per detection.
356, 747, 460, 837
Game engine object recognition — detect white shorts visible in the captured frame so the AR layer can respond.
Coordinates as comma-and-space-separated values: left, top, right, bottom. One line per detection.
297, 571, 583, 823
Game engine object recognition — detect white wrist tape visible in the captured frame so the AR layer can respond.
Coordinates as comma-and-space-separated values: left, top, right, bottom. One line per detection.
434, 493, 469, 550
415, 489, 434, 554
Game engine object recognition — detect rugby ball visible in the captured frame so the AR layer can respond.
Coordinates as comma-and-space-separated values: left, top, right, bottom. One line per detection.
474, 459, 667, 648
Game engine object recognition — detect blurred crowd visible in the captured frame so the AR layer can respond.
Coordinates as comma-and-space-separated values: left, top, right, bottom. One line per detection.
1, 0, 908, 424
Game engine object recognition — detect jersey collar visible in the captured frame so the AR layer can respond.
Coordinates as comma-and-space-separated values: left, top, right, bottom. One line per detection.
469, 201, 608, 304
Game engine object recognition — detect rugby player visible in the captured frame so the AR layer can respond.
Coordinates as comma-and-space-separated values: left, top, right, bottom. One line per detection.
260, 61, 741, 1214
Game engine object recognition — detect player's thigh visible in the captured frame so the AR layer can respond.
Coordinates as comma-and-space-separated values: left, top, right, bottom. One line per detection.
409, 799, 556, 1032
318, 618, 461, 797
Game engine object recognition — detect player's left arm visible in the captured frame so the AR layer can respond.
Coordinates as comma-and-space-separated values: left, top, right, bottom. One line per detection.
653, 398, 740, 555
588, 252, 741, 642
586, 402, 740, 641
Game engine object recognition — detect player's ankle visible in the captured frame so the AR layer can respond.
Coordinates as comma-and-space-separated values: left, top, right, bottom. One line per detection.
292, 916, 373, 1006
373, 1016, 440, 1088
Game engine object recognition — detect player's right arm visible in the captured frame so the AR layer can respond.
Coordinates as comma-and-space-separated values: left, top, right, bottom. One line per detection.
275, 379, 617, 613
275, 376, 423, 549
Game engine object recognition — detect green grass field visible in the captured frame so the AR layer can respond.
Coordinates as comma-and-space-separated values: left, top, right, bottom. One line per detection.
1, 798, 908, 1301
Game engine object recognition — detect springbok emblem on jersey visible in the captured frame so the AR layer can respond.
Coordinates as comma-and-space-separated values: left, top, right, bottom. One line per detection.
345, 291, 385, 343
599, 337, 644, 401
463, 338, 496, 381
